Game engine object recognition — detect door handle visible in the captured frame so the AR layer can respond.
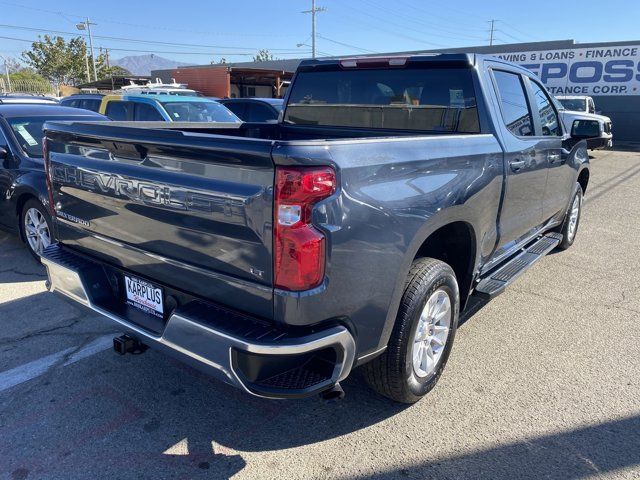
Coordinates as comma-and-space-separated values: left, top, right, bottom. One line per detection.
509, 159, 526, 172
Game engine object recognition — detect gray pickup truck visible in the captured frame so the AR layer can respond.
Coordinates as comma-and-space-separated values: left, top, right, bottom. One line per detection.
42, 54, 594, 403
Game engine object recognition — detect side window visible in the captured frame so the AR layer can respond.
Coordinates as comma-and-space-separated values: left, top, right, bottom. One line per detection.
588, 99, 596, 114
105, 101, 133, 121
246, 103, 277, 122
223, 102, 246, 119
493, 70, 534, 137
529, 81, 561, 136
134, 103, 164, 121
80, 99, 101, 112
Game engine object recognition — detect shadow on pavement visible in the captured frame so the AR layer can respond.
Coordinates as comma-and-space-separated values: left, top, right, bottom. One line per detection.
360, 414, 640, 479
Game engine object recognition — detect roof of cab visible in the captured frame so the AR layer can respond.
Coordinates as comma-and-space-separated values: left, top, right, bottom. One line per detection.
297, 53, 477, 71
0, 104, 107, 118
104, 94, 217, 103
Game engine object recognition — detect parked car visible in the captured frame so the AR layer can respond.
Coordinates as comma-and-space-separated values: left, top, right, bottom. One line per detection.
219, 98, 283, 122
556, 95, 598, 114
556, 95, 612, 150
42, 54, 597, 403
99, 94, 240, 123
60, 93, 104, 112
0, 94, 58, 105
0, 104, 107, 259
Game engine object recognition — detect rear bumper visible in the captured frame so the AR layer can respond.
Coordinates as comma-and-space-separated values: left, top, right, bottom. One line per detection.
42, 244, 356, 399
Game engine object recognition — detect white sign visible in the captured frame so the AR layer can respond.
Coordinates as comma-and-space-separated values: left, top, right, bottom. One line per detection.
494, 45, 640, 96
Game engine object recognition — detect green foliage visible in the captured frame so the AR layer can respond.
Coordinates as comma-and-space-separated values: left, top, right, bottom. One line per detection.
9, 68, 47, 84
253, 49, 275, 62
22, 35, 89, 85
98, 64, 132, 78
21, 36, 133, 86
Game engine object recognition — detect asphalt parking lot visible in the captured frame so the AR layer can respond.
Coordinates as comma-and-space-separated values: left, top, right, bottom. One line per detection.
1, 149, 639, 480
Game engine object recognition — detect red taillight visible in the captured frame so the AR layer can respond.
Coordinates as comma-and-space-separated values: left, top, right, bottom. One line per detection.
274, 166, 336, 291
42, 137, 56, 217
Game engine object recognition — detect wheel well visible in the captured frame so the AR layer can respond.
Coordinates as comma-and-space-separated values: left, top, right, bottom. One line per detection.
414, 222, 476, 308
16, 193, 37, 218
578, 169, 589, 194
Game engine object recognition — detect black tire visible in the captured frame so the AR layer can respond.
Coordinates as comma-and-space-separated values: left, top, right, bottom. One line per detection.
364, 258, 459, 403
556, 183, 583, 251
19, 198, 53, 262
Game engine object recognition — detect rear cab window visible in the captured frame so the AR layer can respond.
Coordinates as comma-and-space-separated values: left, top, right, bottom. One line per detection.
284, 66, 480, 133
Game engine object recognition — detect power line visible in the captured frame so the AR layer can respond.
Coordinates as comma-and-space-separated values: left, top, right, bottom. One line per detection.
316, 35, 377, 54
0, 34, 306, 57
0, 1, 297, 38
498, 20, 542, 41
359, 0, 487, 40
0, 24, 301, 52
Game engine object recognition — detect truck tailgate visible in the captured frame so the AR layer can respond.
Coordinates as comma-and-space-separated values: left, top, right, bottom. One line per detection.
45, 122, 274, 320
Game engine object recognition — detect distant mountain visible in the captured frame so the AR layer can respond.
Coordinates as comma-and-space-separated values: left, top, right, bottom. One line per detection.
112, 54, 190, 76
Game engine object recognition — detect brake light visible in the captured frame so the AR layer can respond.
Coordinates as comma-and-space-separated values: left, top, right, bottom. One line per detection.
339, 56, 408, 68
42, 137, 56, 217
274, 166, 336, 291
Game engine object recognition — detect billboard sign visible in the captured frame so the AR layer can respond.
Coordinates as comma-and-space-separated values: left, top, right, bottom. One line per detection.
494, 45, 640, 96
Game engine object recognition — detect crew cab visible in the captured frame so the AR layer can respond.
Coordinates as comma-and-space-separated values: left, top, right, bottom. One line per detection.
41, 54, 595, 403
556, 95, 612, 150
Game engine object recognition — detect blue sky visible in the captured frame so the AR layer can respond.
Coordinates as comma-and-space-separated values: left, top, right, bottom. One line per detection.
1, 0, 639, 65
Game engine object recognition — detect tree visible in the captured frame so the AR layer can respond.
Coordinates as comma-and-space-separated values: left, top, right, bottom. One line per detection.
2, 57, 22, 74
97, 64, 132, 78
22, 35, 89, 85
253, 49, 275, 62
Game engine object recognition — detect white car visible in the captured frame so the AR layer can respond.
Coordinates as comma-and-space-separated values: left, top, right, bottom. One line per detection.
556, 96, 612, 150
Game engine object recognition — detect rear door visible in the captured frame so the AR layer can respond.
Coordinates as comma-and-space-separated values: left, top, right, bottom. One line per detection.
489, 67, 549, 256
105, 101, 134, 121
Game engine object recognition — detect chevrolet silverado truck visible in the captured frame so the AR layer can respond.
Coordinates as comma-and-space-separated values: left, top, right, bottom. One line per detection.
41, 54, 595, 403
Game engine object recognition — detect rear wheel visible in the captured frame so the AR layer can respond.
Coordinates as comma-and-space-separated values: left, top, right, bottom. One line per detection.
364, 258, 459, 403
556, 184, 583, 251
20, 199, 53, 261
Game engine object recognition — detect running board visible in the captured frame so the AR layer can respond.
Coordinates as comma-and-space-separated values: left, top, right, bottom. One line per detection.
473, 232, 563, 300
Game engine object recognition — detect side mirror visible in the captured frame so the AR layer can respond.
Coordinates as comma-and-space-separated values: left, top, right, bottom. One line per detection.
571, 119, 600, 140
0, 147, 8, 160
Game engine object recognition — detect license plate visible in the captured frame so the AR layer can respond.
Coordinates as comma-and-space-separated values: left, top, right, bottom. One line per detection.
124, 275, 164, 318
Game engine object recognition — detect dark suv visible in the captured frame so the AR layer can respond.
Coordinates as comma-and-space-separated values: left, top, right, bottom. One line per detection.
219, 98, 283, 122
60, 94, 104, 113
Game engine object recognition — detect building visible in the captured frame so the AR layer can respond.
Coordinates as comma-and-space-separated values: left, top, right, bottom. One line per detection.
151, 59, 299, 99
155, 40, 640, 141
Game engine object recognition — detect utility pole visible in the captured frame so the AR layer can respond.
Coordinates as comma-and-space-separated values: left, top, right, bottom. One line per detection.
76, 18, 97, 81
488, 19, 496, 46
0, 56, 11, 93
302, 0, 326, 59
100, 47, 110, 69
